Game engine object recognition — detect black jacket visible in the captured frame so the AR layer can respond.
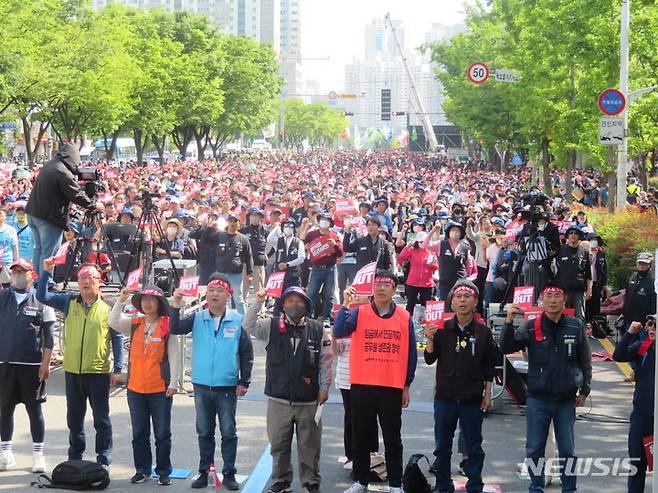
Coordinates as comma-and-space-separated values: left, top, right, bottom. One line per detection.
623, 271, 656, 323
424, 317, 497, 405
342, 232, 394, 271
26, 144, 95, 230
557, 244, 591, 293
189, 225, 220, 267
613, 331, 654, 415
214, 231, 253, 275
240, 224, 268, 266
501, 314, 592, 401
264, 316, 323, 403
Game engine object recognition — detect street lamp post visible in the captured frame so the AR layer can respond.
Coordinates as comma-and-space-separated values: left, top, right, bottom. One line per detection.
616, 0, 630, 210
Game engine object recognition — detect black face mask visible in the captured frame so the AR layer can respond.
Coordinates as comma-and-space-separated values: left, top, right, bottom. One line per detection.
284, 304, 306, 321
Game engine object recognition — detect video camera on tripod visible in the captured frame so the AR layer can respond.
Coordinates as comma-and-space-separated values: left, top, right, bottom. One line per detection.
76, 166, 106, 201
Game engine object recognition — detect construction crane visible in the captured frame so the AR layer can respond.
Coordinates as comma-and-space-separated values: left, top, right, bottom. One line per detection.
384, 12, 439, 152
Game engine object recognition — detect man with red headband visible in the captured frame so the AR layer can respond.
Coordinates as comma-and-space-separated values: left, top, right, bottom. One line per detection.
501, 281, 592, 493
37, 259, 124, 470
334, 270, 417, 493
170, 273, 253, 490
424, 279, 497, 493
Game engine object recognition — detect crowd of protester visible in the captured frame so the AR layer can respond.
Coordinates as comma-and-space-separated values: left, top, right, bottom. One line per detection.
0, 146, 655, 493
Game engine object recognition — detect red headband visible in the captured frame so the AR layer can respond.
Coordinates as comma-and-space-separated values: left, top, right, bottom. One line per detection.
207, 279, 233, 294
542, 286, 565, 296
453, 285, 477, 297
140, 288, 161, 297
78, 266, 101, 279
374, 276, 396, 287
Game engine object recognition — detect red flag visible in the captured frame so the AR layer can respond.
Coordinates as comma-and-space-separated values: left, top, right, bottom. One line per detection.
126, 268, 142, 291
352, 262, 377, 297
53, 242, 70, 266
265, 271, 286, 298
178, 276, 200, 297
513, 286, 535, 308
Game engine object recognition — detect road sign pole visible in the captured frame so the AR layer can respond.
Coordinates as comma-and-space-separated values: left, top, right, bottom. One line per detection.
617, 0, 630, 211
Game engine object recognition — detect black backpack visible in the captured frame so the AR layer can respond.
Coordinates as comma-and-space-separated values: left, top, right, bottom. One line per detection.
402, 454, 432, 493
31, 460, 110, 490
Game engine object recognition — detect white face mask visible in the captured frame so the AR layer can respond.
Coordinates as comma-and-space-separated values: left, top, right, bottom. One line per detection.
283, 227, 294, 237
318, 219, 331, 229
167, 227, 177, 236
10, 273, 31, 290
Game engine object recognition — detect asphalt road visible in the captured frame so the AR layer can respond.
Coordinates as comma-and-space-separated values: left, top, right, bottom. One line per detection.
0, 331, 639, 493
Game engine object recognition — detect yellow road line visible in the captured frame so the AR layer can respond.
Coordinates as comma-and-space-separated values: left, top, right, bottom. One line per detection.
600, 337, 634, 380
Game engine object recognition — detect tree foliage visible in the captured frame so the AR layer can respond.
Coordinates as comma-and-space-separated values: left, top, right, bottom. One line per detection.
282, 99, 348, 149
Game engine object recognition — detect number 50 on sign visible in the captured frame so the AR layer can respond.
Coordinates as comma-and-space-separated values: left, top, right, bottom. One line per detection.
467, 62, 489, 84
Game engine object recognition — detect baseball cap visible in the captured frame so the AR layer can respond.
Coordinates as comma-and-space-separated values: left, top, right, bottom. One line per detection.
637, 252, 653, 264
9, 259, 34, 271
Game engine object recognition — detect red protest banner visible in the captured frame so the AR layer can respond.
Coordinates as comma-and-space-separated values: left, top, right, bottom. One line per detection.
53, 242, 70, 266
523, 308, 544, 321
335, 198, 356, 215
352, 262, 377, 296
178, 275, 200, 297
126, 268, 142, 291
645, 436, 654, 472
513, 286, 535, 308
265, 271, 286, 298
425, 300, 445, 323
308, 236, 335, 262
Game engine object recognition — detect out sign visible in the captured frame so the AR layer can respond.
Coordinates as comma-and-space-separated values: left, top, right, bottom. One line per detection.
513, 286, 535, 307
467, 62, 489, 84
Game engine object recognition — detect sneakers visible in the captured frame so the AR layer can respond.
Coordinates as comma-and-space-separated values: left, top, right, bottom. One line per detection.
389, 488, 402, 493
191, 471, 209, 489
223, 473, 240, 490
344, 482, 367, 493
158, 475, 172, 486
0, 450, 16, 471
131, 472, 150, 483
304, 483, 320, 493
32, 453, 46, 473
267, 482, 292, 493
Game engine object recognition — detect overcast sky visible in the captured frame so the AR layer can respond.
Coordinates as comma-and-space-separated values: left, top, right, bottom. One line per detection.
301, 0, 468, 92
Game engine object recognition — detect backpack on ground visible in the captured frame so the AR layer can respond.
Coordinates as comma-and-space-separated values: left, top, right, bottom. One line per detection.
31, 460, 110, 490
402, 453, 432, 493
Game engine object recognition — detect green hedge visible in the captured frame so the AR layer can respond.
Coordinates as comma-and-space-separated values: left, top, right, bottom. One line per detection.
587, 208, 658, 290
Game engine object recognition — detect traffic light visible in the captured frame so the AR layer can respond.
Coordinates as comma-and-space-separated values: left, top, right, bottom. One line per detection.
390, 111, 406, 116
341, 111, 354, 117
381, 89, 391, 121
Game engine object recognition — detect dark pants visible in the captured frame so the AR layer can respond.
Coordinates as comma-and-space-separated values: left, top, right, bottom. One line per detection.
340, 388, 378, 461
193, 384, 238, 475
199, 263, 215, 286
65, 372, 112, 465
433, 399, 485, 493
475, 266, 488, 313
351, 385, 403, 487
525, 397, 576, 493
628, 410, 653, 493
437, 283, 452, 301
337, 263, 358, 304
127, 390, 173, 477
0, 364, 45, 443
404, 285, 433, 315
585, 282, 603, 322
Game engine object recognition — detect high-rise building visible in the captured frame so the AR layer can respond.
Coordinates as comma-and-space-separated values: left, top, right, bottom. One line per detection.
344, 19, 451, 132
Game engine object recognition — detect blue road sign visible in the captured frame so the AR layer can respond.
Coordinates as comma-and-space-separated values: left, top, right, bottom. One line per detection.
598, 89, 626, 116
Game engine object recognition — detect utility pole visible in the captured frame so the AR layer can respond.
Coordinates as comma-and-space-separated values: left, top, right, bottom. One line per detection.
616, 0, 630, 210
384, 13, 438, 152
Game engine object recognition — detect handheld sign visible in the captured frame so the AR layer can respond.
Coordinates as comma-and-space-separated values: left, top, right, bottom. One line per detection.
352, 262, 377, 297
425, 300, 445, 323
53, 242, 70, 266
126, 268, 142, 291
308, 236, 335, 262
513, 286, 535, 308
178, 276, 200, 297
265, 271, 286, 298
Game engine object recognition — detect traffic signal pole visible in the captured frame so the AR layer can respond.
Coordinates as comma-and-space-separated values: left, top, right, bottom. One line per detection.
384, 12, 438, 152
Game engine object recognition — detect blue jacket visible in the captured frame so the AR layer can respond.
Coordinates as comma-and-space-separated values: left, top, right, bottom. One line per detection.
169, 306, 253, 388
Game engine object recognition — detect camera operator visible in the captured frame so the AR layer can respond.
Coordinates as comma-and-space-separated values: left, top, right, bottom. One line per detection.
26, 144, 104, 278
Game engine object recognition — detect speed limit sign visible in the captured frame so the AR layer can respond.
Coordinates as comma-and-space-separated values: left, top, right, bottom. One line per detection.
467, 62, 489, 84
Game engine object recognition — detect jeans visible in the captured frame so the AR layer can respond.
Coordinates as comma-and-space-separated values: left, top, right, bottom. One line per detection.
193, 384, 238, 475
628, 410, 653, 493
198, 264, 215, 286
64, 372, 112, 465
127, 390, 173, 477
337, 263, 357, 304
28, 215, 63, 279
306, 265, 336, 319
483, 281, 495, 316
433, 399, 485, 493
221, 272, 245, 315
525, 397, 577, 493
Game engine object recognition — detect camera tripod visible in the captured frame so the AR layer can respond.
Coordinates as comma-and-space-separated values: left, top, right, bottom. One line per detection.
62, 209, 121, 289
122, 192, 180, 293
